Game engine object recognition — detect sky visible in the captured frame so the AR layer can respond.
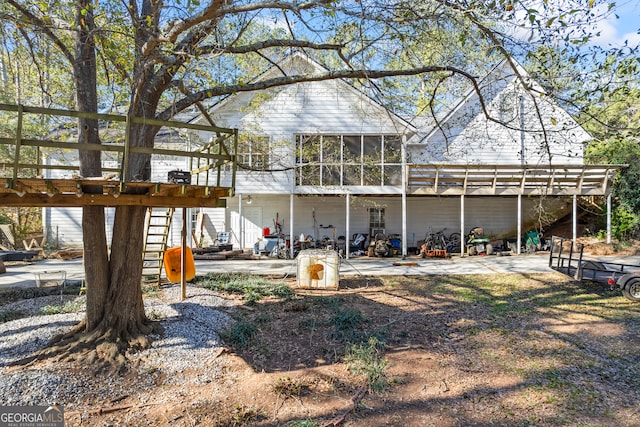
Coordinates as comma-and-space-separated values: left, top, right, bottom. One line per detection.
590, 0, 640, 47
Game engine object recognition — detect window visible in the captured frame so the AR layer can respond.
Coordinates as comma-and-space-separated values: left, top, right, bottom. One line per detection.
296, 135, 320, 185
369, 208, 385, 237
296, 134, 402, 187
238, 134, 270, 170
383, 135, 402, 185
363, 136, 382, 185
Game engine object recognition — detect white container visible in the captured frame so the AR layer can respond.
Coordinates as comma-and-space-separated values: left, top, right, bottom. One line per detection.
296, 249, 339, 289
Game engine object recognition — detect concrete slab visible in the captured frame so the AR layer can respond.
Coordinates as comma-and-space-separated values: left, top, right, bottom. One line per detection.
0, 253, 556, 289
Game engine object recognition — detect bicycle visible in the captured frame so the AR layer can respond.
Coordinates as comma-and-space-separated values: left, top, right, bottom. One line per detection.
447, 232, 462, 254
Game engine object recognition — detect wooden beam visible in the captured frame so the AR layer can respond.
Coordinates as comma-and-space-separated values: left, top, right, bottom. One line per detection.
0, 192, 228, 207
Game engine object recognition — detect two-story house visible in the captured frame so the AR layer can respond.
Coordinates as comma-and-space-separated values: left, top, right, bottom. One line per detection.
44, 52, 618, 256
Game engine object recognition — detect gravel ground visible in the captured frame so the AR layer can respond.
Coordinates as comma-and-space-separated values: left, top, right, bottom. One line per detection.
0, 284, 235, 406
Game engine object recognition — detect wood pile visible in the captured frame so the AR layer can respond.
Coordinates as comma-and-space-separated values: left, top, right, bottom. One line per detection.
192, 248, 257, 260
51, 248, 84, 260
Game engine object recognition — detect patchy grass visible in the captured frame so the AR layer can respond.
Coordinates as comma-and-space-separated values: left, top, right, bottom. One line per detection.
344, 336, 389, 392
192, 272, 294, 304
65, 271, 640, 427
40, 299, 85, 315
210, 273, 640, 426
0, 309, 24, 323
221, 321, 257, 349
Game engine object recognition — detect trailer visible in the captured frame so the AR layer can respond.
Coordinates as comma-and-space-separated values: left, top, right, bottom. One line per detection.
549, 236, 640, 302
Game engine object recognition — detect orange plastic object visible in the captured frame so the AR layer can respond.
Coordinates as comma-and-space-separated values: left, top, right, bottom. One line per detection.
163, 247, 196, 283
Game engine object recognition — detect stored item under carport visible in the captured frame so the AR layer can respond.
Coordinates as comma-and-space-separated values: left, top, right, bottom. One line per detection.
466, 227, 494, 256
167, 170, 191, 184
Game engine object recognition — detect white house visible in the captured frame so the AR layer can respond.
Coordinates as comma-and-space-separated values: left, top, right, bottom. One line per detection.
44, 52, 617, 255
185, 53, 611, 256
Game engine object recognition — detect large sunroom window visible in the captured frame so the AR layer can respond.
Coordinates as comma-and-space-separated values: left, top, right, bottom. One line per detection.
295, 134, 402, 186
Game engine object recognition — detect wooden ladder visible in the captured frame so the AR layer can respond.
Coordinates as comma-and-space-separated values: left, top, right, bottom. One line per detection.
142, 207, 175, 285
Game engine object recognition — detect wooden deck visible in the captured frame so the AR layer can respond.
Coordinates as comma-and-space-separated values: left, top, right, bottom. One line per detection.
0, 103, 237, 208
407, 163, 624, 196
0, 178, 230, 207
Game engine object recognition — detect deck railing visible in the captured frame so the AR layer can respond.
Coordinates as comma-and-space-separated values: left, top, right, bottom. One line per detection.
407, 163, 624, 196
0, 103, 237, 192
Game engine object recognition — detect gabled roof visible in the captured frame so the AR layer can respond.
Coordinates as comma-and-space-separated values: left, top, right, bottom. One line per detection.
411, 59, 591, 145
206, 50, 416, 134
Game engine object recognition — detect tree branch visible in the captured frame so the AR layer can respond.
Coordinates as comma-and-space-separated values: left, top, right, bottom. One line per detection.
196, 39, 345, 57
142, 0, 227, 56
5, 0, 75, 65
157, 65, 484, 120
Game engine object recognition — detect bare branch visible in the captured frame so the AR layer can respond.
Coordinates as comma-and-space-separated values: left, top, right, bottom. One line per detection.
196, 39, 345, 56
157, 65, 485, 120
141, 0, 226, 56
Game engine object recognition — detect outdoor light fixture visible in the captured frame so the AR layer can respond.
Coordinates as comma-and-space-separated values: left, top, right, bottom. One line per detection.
246, 195, 252, 204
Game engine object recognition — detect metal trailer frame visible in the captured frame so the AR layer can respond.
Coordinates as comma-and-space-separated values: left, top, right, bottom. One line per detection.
549, 236, 640, 302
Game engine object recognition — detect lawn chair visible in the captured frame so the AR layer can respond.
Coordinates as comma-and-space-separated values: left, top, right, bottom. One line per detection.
214, 232, 232, 251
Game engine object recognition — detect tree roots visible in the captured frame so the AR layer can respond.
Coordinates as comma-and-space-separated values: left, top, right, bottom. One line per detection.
11, 318, 161, 374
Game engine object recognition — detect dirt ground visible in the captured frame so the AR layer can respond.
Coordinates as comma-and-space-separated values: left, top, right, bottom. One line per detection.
24, 270, 633, 427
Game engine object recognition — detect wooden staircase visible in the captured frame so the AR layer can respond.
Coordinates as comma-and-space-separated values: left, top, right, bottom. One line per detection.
142, 207, 175, 285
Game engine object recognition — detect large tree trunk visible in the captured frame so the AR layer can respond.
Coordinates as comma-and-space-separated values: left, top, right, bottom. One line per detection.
73, 0, 112, 332
105, 205, 150, 336
73, 0, 109, 331
83, 208, 110, 331
13, 0, 154, 371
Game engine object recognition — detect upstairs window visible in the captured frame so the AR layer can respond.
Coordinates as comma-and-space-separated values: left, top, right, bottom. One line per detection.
238, 134, 270, 171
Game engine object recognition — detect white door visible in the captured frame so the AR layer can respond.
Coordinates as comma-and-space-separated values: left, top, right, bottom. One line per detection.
232, 207, 263, 250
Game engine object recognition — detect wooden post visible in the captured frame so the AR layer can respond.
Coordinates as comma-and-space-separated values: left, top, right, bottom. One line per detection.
12, 105, 23, 186
572, 195, 578, 243
181, 207, 187, 301
120, 115, 131, 192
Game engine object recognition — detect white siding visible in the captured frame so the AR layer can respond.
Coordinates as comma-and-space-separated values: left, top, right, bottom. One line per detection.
209, 70, 412, 195
45, 207, 115, 249
194, 207, 226, 247
411, 63, 589, 166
